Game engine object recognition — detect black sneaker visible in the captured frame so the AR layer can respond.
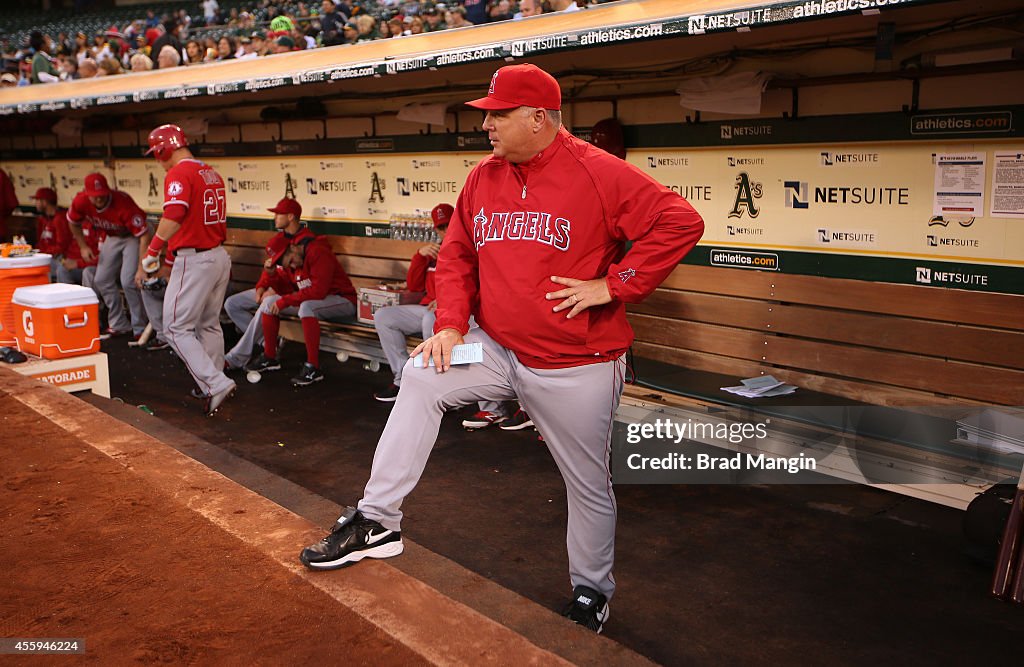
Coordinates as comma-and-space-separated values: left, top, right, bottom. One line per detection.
499, 409, 534, 431
562, 585, 609, 633
373, 383, 400, 402
299, 507, 403, 570
145, 338, 170, 352
291, 362, 324, 386
245, 353, 281, 373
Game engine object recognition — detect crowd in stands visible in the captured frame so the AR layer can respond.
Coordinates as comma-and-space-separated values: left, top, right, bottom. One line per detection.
1, 0, 618, 86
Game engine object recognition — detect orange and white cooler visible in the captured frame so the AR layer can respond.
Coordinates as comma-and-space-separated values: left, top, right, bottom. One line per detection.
12, 283, 100, 359
0, 253, 51, 346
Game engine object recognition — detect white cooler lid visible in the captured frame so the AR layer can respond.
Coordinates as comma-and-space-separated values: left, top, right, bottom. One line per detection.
0, 253, 52, 269
12, 283, 99, 308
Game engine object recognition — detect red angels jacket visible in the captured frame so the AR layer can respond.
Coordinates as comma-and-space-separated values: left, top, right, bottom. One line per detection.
434, 127, 704, 369
256, 226, 315, 292
274, 236, 357, 311
406, 251, 437, 305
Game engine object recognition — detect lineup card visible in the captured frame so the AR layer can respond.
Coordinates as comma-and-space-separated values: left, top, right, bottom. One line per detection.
412, 342, 484, 367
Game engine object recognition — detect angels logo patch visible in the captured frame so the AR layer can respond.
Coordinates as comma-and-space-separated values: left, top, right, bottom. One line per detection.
167, 181, 183, 196
618, 268, 636, 283
472, 207, 571, 252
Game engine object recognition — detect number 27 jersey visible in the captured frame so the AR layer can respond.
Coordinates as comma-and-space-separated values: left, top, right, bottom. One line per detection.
162, 158, 228, 253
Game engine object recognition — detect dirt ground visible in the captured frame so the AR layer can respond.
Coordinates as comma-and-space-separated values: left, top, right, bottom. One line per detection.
86, 334, 1023, 666
0, 391, 427, 665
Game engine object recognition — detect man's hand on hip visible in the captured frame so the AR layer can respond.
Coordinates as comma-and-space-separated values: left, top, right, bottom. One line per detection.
411, 327, 464, 373
546, 275, 613, 319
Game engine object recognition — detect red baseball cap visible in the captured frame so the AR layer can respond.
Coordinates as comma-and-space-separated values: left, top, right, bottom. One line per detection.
82, 173, 111, 197
466, 64, 562, 111
431, 203, 454, 228
268, 197, 302, 219
33, 187, 57, 203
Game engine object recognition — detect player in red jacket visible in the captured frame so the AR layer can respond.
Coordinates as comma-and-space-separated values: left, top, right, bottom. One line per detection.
370, 203, 525, 428
246, 234, 357, 386
224, 197, 315, 370
33, 187, 68, 282
142, 124, 235, 416
300, 64, 704, 633
67, 173, 149, 337
0, 168, 18, 241
371, 203, 455, 401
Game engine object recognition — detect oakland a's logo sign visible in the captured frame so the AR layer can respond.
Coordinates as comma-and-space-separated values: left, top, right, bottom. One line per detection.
369, 172, 385, 203
728, 172, 762, 219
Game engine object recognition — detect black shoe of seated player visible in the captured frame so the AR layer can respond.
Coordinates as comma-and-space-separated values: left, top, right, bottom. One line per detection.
373, 383, 400, 402
245, 353, 281, 373
290, 362, 324, 386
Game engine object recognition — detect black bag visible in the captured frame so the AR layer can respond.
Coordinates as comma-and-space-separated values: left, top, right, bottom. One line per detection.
963, 478, 1018, 567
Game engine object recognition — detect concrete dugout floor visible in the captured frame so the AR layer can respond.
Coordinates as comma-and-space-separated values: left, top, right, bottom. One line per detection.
83, 334, 1022, 665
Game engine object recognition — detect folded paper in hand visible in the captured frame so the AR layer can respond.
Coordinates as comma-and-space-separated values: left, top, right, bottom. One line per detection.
413, 342, 484, 368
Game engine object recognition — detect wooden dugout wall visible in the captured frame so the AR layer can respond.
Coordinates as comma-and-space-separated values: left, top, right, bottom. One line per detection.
3, 0, 1023, 407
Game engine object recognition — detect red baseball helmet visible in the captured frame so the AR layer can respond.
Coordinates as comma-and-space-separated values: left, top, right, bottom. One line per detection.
146, 124, 188, 161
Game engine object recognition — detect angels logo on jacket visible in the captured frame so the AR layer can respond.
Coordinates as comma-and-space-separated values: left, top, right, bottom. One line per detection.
167, 181, 184, 196
618, 268, 636, 283
472, 207, 571, 252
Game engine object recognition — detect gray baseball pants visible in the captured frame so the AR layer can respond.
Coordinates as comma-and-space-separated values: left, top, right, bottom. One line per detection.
141, 286, 166, 343
373, 304, 504, 415
163, 246, 234, 396
259, 292, 355, 324
94, 234, 147, 335
223, 288, 260, 369
358, 327, 625, 599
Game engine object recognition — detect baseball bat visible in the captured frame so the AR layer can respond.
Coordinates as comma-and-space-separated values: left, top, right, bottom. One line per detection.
128, 323, 154, 347
991, 463, 1024, 601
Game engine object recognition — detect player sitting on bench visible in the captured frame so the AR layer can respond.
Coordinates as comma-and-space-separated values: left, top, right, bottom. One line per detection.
246, 237, 357, 386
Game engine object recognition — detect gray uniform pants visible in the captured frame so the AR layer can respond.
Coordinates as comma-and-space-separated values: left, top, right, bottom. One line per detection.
260, 293, 355, 323
94, 234, 147, 335
373, 304, 437, 385
224, 288, 260, 369
358, 328, 625, 599
163, 247, 234, 396
56, 262, 83, 285
373, 304, 503, 414
141, 286, 166, 342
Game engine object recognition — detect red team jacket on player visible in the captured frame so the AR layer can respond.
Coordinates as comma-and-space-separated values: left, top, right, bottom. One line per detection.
67, 191, 148, 239
161, 158, 227, 252
255, 226, 316, 292
37, 208, 90, 267
406, 251, 438, 305
272, 237, 357, 311
0, 169, 18, 240
36, 208, 70, 256
434, 127, 704, 369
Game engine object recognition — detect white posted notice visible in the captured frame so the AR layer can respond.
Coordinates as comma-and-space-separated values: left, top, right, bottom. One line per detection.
934, 152, 986, 217
990, 152, 1024, 219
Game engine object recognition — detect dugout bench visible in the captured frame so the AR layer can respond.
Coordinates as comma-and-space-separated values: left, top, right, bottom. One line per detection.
223, 229, 1024, 507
